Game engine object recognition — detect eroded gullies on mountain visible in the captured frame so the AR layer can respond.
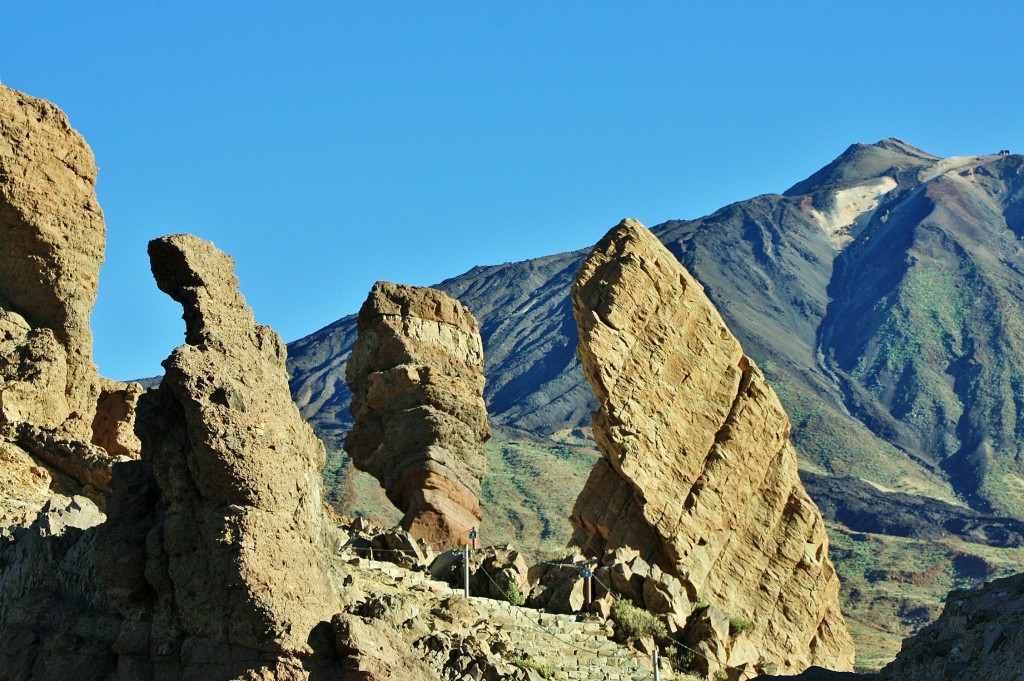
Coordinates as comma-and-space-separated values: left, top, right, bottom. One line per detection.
2, 81, 1024, 680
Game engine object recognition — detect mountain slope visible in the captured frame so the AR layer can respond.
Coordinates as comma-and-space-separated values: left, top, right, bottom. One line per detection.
286, 139, 1024, 666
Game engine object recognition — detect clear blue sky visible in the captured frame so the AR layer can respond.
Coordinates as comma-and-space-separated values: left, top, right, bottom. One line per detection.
3, 3, 1022, 380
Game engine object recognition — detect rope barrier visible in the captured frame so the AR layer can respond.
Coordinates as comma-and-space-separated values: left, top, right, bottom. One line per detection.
336, 523, 724, 679
473, 560, 615, 660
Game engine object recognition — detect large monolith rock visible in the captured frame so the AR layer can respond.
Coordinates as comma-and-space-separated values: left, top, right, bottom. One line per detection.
0, 83, 139, 503
344, 281, 490, 549
0, 84, 104, 439
569, 218, 855, 675
97, 234, 341, 679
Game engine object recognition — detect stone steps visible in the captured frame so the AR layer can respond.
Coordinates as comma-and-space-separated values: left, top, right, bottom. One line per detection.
350, 556, 660, 680
469, 592, 656, 680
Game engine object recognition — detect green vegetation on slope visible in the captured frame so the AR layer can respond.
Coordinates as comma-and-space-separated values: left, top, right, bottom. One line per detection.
480, 438, 597, 564
829, 523, 1024, 670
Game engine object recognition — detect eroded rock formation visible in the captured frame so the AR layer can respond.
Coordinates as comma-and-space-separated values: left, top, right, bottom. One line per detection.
0, 83, 139, 507
345, 281, 490, 548
570, 218, 855, 675
97, 235, 340, 679
0, 84, 105, 439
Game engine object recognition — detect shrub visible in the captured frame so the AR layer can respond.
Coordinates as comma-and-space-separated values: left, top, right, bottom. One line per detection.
729, 617, 754, 635
610, 598, 667, 644
505, 582, 526, 606
510, 657, 554, 679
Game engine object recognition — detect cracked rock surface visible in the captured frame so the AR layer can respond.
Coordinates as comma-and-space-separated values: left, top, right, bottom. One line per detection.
570, 218, 855, 675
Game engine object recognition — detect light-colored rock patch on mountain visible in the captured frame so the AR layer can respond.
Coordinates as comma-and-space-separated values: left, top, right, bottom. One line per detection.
803, 176, 897, 248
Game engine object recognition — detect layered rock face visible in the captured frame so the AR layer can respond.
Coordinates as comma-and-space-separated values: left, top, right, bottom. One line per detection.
0, 84, 105, 439
570, 219, 855, 674
97, 235, 340, 679
345, 282, 490, 548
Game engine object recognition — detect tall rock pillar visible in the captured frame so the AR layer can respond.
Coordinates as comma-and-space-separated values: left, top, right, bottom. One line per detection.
345, 282, 490, 549
570, 218, 855, 675
99, 235, 340, 679
0, 84, 105, 438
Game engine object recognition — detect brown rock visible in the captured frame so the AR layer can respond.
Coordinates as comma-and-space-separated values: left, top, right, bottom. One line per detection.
90, 377, 142, 458
875, 572, 1024, 681
97, 234, 340, 678
333, 613, 436, 680
569, 219, 855, 674
345, 281, 490, 549
0, 84, 104, 440
0, 439, 54, 531
525, 552, 599, 614
8, 421, 125, 494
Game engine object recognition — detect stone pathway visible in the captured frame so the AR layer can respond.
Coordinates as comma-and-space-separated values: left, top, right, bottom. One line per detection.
351, 557, 661, 680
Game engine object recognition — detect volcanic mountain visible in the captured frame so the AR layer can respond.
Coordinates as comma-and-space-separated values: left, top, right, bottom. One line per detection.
287, 139, 1024, 666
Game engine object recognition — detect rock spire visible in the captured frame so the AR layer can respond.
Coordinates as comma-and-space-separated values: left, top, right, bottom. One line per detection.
97, 234, 340, 678
570, 218, 855, 675
345, 281, 490, 548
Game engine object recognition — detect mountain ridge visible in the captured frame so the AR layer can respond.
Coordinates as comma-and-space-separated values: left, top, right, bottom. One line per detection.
286, 139, 1024, 666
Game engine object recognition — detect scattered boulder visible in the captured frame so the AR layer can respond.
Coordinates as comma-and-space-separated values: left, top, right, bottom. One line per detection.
569, 219, 855, 674
526, 552, 598, 614
345, 281, 490, 548
333, 613, 436, 680
430, 545, 528, 603
342, 519, 436, 570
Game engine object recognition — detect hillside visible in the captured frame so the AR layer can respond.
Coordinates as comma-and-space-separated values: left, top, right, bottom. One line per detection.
287, 140, 1024, 667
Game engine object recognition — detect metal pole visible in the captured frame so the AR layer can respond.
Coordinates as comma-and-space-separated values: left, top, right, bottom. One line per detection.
653, 649, 661, 681
582, 566, 593, 612
463, 543, 470, 598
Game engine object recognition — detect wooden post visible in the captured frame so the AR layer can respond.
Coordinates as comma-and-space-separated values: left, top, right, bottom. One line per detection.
469, 527, 478, 551
463, 544, 470, 598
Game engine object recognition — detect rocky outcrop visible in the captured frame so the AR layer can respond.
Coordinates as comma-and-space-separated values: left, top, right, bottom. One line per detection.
97, 235, 341, 679
345, 282, 490, 548
569, 219, 855, 675
0, 496, 118, 681
0, 84, 139, 508
875, 572, 1024, 681
91, 377, 143, 458
0, 84, 105, 440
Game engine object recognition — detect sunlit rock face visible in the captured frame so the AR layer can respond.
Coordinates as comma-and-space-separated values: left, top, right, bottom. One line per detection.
345, 281, 490, 549
570, 218, 855, 675
97, 234, 340, 679
0, 83, 105, 439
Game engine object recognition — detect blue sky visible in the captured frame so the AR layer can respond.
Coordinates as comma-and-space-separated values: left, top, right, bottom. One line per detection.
3, 3, 1023, 380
